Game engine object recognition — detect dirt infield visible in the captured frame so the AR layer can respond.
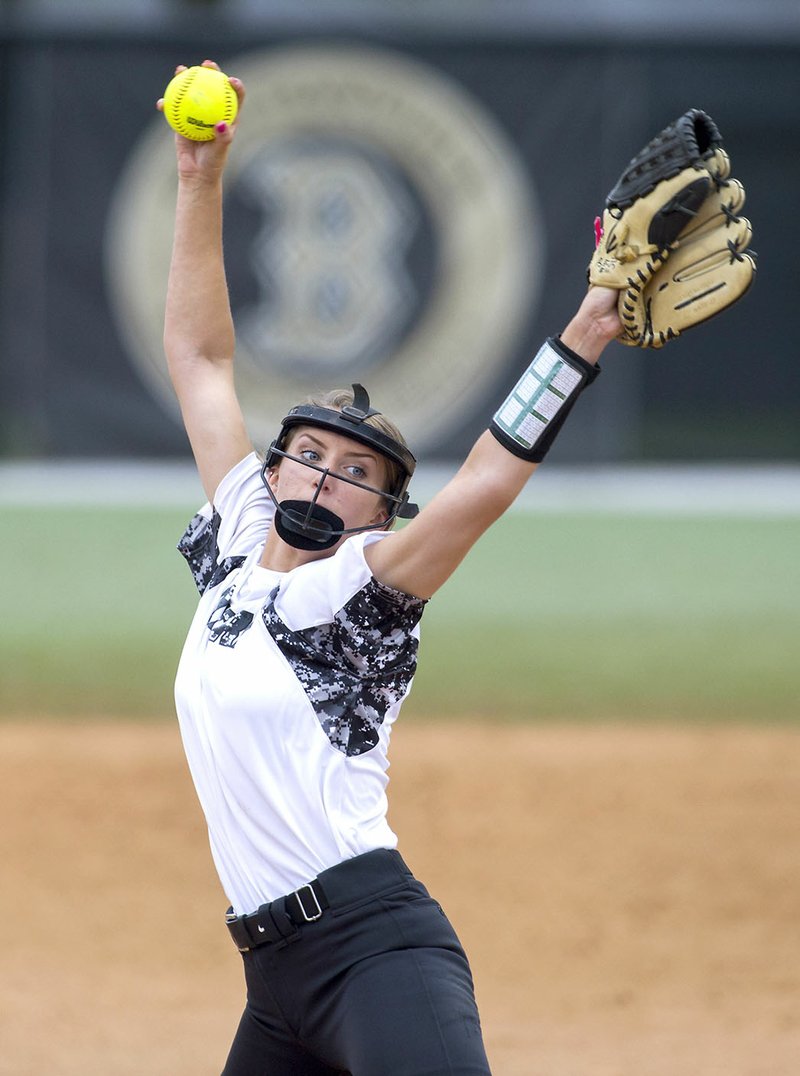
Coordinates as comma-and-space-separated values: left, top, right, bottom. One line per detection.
2, 720, 800, 1076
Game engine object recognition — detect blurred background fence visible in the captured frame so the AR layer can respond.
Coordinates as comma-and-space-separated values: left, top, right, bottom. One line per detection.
1, 0, 798, 466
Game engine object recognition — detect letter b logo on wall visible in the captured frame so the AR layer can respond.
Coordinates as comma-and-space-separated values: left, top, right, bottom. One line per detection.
106, 45, 542, 454
232, 137, 421, 379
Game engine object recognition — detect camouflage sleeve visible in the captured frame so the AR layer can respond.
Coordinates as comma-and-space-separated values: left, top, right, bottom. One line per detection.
177, 509, 222, 594
176, 453, 272, 594
262, 578, 426, 756
177, 509, 245, 595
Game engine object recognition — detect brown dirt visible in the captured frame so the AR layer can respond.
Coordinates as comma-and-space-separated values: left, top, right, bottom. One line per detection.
2, 720, 799, 1076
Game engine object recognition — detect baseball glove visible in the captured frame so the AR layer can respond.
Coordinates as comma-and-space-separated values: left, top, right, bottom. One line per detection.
588, 109, 756, 348
618, 174, 756, 348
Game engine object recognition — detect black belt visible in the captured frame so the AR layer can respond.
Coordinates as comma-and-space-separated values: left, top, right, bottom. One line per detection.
225, 848, 411, 952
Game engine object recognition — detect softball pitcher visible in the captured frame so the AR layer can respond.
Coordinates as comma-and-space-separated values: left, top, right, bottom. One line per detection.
160, 60, 753, 1076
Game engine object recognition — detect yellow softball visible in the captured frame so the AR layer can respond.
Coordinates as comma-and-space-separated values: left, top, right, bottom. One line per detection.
162, 65, 238, 141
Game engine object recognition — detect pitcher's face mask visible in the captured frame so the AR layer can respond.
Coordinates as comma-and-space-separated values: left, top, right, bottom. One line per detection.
260, 384, 419, 551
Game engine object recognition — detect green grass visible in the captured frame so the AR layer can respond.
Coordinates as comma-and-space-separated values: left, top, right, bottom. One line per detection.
1, 507, 798, 722
0, 507, 198, 718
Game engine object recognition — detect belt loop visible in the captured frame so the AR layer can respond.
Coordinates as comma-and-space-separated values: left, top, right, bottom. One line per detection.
269, 896, 300, 942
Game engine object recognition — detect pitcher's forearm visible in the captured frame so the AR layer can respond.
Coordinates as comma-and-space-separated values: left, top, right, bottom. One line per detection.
164, 175, 235, 374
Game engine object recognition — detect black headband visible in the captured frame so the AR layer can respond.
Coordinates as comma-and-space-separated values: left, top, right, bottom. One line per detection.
267, 384, 417, 491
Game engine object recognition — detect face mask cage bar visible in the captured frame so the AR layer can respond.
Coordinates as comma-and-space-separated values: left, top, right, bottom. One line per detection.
264, 384, 420, 524
260, 447, 418, 528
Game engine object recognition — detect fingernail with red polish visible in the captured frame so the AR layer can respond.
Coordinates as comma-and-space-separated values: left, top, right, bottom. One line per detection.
215, 122, 228, 134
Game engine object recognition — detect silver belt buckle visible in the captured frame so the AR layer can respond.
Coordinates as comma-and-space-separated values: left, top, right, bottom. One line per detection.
295, 883, 323, 922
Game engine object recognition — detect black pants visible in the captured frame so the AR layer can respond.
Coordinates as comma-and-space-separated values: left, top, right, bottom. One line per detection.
221, 849, 492, 1075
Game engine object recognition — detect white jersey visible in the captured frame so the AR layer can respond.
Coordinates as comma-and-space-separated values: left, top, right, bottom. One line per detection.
174, 453, 425, 916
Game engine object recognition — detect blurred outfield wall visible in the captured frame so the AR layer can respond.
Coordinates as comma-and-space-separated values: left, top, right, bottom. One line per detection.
0, 1, 798, 465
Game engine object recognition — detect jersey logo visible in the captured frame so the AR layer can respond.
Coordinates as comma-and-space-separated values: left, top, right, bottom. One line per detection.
207, 586, 255, 648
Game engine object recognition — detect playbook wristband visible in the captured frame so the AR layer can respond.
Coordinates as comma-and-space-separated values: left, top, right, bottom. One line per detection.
490, 336, 601, 463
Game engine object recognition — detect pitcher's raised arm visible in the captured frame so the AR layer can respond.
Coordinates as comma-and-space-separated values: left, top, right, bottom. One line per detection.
160, 61, 251, 503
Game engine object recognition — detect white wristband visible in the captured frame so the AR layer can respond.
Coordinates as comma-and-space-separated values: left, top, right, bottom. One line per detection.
490, 337, 599, 461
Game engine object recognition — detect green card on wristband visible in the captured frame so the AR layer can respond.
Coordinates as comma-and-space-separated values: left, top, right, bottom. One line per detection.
493, 340, 584, 453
